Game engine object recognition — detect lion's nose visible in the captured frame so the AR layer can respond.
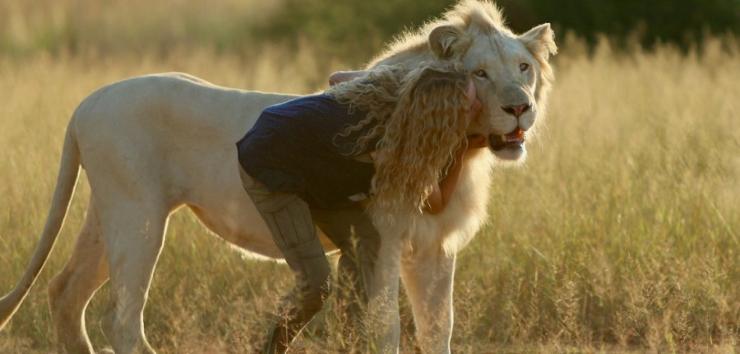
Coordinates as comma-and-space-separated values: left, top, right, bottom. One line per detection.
501, 104, 531, 118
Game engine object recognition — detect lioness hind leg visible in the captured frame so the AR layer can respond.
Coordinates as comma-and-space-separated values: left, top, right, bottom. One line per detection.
99, 202, 168, 354
48, 201, 109, 354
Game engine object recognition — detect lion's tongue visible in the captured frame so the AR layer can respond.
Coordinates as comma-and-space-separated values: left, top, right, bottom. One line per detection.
503, 128, 525, 143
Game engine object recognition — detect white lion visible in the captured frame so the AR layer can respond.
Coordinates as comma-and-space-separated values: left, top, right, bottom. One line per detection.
0, 1, 555, 353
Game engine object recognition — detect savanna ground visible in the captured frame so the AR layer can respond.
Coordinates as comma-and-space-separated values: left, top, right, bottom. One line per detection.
1, 1, 739, 353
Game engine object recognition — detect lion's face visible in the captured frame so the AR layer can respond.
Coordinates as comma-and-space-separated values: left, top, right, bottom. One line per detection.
429, 22, 556, 161
465, 34, 539, 160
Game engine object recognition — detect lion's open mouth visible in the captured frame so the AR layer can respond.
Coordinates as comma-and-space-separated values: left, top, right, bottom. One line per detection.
489, 128, 525, 151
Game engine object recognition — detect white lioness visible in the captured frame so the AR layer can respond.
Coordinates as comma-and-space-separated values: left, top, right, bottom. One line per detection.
0, 1, 555, 353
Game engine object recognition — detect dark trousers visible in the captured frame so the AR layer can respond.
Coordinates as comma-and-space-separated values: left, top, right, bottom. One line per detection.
239, 167, 380, 353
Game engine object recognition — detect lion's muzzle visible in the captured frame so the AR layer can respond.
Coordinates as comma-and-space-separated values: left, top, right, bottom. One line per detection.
489, 127, 525, 151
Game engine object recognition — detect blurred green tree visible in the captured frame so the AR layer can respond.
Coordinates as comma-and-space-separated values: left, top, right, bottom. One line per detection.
500, 0, 740, 48
258, 0, 740, 62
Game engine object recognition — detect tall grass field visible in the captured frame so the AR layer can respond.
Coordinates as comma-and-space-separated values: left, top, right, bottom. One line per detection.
0, 2, 739, 353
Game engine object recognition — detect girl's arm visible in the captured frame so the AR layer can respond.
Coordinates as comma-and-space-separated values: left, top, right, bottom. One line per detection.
424, 149, 466, 215
424, 135, 488, 215
329, 70, 367, 86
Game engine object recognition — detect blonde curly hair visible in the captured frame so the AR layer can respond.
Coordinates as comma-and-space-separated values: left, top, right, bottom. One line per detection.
327, 62, 473, 217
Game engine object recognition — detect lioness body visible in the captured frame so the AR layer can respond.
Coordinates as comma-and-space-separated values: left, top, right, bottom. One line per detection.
71, 72, 488, 256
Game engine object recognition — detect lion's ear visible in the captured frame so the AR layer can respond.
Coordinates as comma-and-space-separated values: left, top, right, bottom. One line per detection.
429, 25, 470, 59
520, 23, 558, 60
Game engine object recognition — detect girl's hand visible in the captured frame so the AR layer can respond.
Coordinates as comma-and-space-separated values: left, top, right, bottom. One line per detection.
465, 78, 482, 120
329, 70, 366, 86
464, 78, 487, 150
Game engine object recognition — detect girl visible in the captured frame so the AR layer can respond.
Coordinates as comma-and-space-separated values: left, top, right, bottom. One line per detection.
236, 63, 485, 353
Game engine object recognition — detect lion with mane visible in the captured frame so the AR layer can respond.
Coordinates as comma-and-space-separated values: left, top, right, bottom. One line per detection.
0, 1, 556, 353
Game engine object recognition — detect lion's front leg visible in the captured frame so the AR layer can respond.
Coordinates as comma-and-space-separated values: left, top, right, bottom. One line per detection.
367, 234, 403, 354
401, 243, 456, 354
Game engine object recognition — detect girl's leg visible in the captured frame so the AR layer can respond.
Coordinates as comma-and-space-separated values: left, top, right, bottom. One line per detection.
311, 206, 381, 346
240, 169, 331, 354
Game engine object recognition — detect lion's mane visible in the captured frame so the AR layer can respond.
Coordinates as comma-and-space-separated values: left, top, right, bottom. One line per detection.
327, 62, 472, 218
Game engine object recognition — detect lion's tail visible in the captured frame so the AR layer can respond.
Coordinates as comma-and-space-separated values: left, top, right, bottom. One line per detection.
0, 123, 81, 330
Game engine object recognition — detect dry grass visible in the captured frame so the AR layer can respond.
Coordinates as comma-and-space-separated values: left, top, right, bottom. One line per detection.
0, 29, 738, 354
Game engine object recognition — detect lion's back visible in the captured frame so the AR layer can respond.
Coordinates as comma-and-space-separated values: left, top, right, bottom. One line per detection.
68, 73, 297, 204
71, 73, 295, 154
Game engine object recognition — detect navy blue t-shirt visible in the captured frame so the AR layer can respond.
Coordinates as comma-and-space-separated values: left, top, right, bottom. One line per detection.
236, 94, 376, 209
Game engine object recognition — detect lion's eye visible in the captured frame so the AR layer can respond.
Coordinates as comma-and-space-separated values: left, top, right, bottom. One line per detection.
473, 69, 488, 78
519, 63, 530, 72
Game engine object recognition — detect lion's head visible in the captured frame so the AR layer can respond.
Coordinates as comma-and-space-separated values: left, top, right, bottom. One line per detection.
327, 0, 557, 215
371, 0, 557, 161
